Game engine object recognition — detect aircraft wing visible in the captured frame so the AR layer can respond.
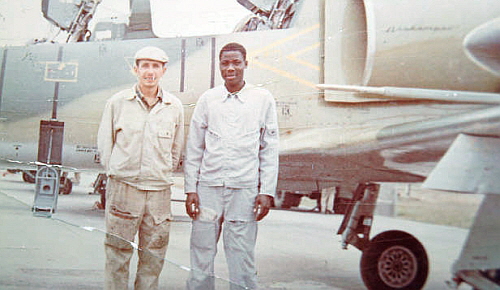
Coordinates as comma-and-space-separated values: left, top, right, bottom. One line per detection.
277, 90, 500, 192
423, 133, 500, 194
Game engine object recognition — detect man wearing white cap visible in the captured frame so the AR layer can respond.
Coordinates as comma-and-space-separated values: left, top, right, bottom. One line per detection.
98, 46, 184, 289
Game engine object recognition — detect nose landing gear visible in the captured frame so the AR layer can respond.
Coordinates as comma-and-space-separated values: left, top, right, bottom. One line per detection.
338, 183, 429, 290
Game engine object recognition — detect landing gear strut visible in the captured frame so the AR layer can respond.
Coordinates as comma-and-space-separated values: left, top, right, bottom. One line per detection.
338, 183, 429, 290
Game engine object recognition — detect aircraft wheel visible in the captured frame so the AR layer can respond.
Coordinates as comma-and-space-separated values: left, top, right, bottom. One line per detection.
360, 230, 428, 290
22, 171, 36, 183
59, 177, 73, 195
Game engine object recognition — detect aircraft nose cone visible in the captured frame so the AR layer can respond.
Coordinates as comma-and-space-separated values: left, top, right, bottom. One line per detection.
463, 17, 500, 77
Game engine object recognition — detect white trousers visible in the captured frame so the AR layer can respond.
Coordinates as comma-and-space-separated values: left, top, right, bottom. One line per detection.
187, 185, 258, 290
321, 187, 335, 213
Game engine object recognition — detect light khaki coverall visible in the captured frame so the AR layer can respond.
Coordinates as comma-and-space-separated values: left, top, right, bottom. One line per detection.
98, 85, 184, 289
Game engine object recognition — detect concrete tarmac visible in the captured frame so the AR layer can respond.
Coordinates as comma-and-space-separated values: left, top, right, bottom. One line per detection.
0, 172, 474, 289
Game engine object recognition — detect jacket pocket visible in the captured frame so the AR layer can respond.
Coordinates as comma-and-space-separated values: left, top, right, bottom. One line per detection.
157, 122, 176, 154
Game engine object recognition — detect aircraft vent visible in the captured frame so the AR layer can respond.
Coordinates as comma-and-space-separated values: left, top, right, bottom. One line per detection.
323, 0, 371, 102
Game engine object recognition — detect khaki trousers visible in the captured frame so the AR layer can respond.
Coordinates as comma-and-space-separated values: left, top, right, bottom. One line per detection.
104, 178, 172, 290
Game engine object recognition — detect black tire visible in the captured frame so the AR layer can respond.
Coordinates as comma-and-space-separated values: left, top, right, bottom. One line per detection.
360, 230, 429, 290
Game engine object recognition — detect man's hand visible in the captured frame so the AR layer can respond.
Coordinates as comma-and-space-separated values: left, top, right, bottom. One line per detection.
185, 192, 200, 220
254, 194, 273, 221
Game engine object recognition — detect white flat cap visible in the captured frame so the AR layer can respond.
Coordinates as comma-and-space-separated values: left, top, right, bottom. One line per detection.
134, 46, 169, 63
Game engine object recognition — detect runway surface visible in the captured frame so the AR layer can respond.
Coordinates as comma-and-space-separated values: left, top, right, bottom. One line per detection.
0, 172, 474, 289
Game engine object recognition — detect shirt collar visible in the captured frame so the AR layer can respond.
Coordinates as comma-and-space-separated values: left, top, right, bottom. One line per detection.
127, 85, 172, 104
222, 83, 247, 102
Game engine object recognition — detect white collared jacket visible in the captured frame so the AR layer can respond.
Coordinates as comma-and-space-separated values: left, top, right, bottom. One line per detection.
184, 84, 279, 197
